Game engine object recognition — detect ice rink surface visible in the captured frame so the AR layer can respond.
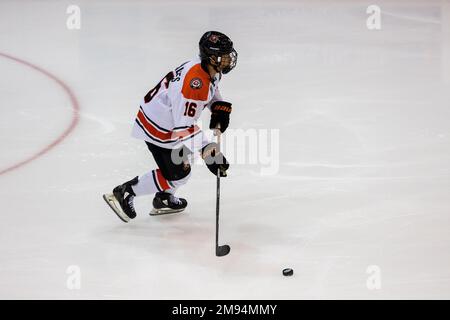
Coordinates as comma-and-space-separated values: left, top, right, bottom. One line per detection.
1, 0, 450, 299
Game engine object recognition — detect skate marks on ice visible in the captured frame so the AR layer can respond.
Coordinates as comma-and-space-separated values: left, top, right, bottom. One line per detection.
78, 112, 116, 135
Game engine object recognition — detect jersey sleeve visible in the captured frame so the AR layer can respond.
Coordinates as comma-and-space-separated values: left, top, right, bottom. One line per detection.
170, 65, 212, 153
205, 87, 223, 111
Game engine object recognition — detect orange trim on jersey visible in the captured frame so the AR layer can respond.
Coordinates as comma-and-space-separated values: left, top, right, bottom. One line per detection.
137, 110, 175, 141
137, 109, 200, 142
156, 169, 171, 190
181, 63, 211, 101
171, 126, 199, 139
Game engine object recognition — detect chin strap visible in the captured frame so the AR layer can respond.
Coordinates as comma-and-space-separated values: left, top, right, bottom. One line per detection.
208, 56, 223, 73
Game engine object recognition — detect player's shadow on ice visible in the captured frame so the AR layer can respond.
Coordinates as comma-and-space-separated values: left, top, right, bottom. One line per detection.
98, 212, 300, 278
99, 212, 213, 254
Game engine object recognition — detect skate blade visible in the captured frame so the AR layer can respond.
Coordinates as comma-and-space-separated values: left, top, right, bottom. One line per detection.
149, 208, 185, 216
103, 193, 130, 223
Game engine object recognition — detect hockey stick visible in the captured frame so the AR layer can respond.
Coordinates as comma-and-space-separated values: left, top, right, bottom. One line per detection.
214, 126, 231, 257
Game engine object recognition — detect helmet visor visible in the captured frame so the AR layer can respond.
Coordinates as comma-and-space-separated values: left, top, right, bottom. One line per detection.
215, 49, 237, 74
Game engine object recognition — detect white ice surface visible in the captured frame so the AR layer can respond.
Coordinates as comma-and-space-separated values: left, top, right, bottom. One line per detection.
0, 0, 450, 299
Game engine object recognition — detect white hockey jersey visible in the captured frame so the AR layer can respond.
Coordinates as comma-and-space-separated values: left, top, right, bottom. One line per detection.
132, 56, 223, 152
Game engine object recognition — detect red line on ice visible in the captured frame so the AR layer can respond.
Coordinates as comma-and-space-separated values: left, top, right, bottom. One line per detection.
0, 52, 80, 176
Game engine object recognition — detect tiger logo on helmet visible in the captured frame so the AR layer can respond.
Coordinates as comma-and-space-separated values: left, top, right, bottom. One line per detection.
208, 34, 219, 43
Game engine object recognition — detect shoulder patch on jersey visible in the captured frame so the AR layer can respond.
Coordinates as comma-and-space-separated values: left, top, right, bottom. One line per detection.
190, 78, 203, 90
182, 64, 210, 101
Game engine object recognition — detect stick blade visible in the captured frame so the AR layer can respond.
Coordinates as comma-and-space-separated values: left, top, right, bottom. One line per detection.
216, 245, 231, 257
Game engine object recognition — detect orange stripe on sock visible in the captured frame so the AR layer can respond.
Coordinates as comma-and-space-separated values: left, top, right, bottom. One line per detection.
156, 169, 171, 190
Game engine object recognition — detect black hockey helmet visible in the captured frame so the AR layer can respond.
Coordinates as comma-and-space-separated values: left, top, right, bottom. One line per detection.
199, 31, 237, 74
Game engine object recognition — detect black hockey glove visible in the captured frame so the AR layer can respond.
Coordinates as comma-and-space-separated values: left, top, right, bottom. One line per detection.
201, 143, 230, 177
209, 101, 232, 133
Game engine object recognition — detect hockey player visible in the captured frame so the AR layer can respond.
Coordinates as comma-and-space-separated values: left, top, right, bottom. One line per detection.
103, 31, 237, 222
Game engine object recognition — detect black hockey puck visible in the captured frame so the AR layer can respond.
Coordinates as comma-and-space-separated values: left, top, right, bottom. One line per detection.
282, 268, 294, 276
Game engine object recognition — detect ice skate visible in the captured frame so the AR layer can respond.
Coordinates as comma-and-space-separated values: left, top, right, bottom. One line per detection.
150, 191, 187, 216
103, 176, 138, 223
